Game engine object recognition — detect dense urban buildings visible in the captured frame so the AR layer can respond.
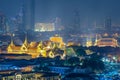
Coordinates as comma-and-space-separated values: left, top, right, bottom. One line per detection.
1, 0, 120, 80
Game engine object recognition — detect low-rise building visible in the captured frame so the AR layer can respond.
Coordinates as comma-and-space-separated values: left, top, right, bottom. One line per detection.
0, 71, 61, 80
48, 66, 71, 75
63, 73, 94, 80
0, 54, 32, 60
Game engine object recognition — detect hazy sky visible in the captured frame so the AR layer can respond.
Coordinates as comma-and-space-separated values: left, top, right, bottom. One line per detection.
0, 0, 120, 26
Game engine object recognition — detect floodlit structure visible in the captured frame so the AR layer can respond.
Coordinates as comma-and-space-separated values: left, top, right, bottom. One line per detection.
86, 36, 92, 47
50, 35, 65, 48
94, 38, 118, 47
7, 37, 44, 58
7, 35, 65, 58
34, 23, 55, 32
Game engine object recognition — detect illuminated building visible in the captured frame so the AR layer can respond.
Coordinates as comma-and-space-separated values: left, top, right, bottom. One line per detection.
85, 49, 93, 55
0, 54, 32, 60
67, 41, 80, 46
50, 35, 65, 48
21, 66, 33, 72
7, 35, 65, 58
0, 72, 61, 80
86, 41, 92, 47
50, 35, 63, 44
49, 35, 66, 58
34, 23, 55, 32
86, 36, 92, 47
94, 38, 118, 47
7, 37, 45, 58
0, 49, 1, 53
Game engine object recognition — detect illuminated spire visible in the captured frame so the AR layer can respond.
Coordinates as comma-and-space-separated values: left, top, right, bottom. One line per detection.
10, 34, 14, 46
94, 34, 98, 46
52, 42, 59, 49
86, 36, 92, 47
23, 32, 28, 47
95, 35, 98, 42
37, 41, 43, 49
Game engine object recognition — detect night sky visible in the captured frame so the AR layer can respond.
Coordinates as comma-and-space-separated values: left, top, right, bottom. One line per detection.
0, 0, 120, 27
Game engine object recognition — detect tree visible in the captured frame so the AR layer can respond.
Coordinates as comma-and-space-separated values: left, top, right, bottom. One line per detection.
82, 53, 105, 73
34, 66, 50, 72
75, 48, 86, 58
67, 57, 80, 66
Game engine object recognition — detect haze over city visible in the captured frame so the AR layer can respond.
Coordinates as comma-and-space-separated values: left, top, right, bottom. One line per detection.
1, 0, 120, 80
1, 0, 120, 27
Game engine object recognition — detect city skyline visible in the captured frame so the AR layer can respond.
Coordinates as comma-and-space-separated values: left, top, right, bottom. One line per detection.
1, 1, 120, 79
0, 0, 120, 27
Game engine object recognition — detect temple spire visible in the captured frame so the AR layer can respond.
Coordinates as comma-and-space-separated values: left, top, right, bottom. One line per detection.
23, 32, 28, 46
37, 41, 43, 49
94, 34, 98, 46
10, 33, 14, 46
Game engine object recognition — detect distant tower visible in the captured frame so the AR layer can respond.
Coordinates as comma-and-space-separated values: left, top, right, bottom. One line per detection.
15, 5, 25, 31
94, 21, 97, 29
55, 17, 62, 31
0, 12, 7, 34
94, 34, 98, 46
74, 10, 80, 33
24, 0, 35, 31
104, 17, 112, 33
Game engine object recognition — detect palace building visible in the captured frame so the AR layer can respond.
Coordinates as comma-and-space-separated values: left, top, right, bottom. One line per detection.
7, 37, 49, 58
7, 35, 65, 58
94, 38, 118, 47
50, 34, 65, 49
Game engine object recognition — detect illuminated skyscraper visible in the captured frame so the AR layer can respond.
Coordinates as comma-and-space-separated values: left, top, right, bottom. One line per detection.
24, 0, 35, 31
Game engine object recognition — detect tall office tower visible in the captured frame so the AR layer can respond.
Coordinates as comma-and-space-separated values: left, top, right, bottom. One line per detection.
24, 0, 35, 31
55, 17, 62, 31
0, 13, 7, 34
74, 10, 81, 33
15, 5, 25, 31
104, 17, 112, 33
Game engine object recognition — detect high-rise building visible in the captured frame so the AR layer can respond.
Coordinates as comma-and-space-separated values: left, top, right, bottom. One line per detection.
14, 5, 25, 31
54, 17, 63, 31
74, 10, 81, 33
104, 17, 112, 33
24, 0, 35, 31
0, 13, 7, 33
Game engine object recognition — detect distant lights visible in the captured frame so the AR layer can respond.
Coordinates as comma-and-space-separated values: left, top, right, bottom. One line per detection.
113, 56, 116, 60
13, 33, 15, 36
102, 58, 110, 62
